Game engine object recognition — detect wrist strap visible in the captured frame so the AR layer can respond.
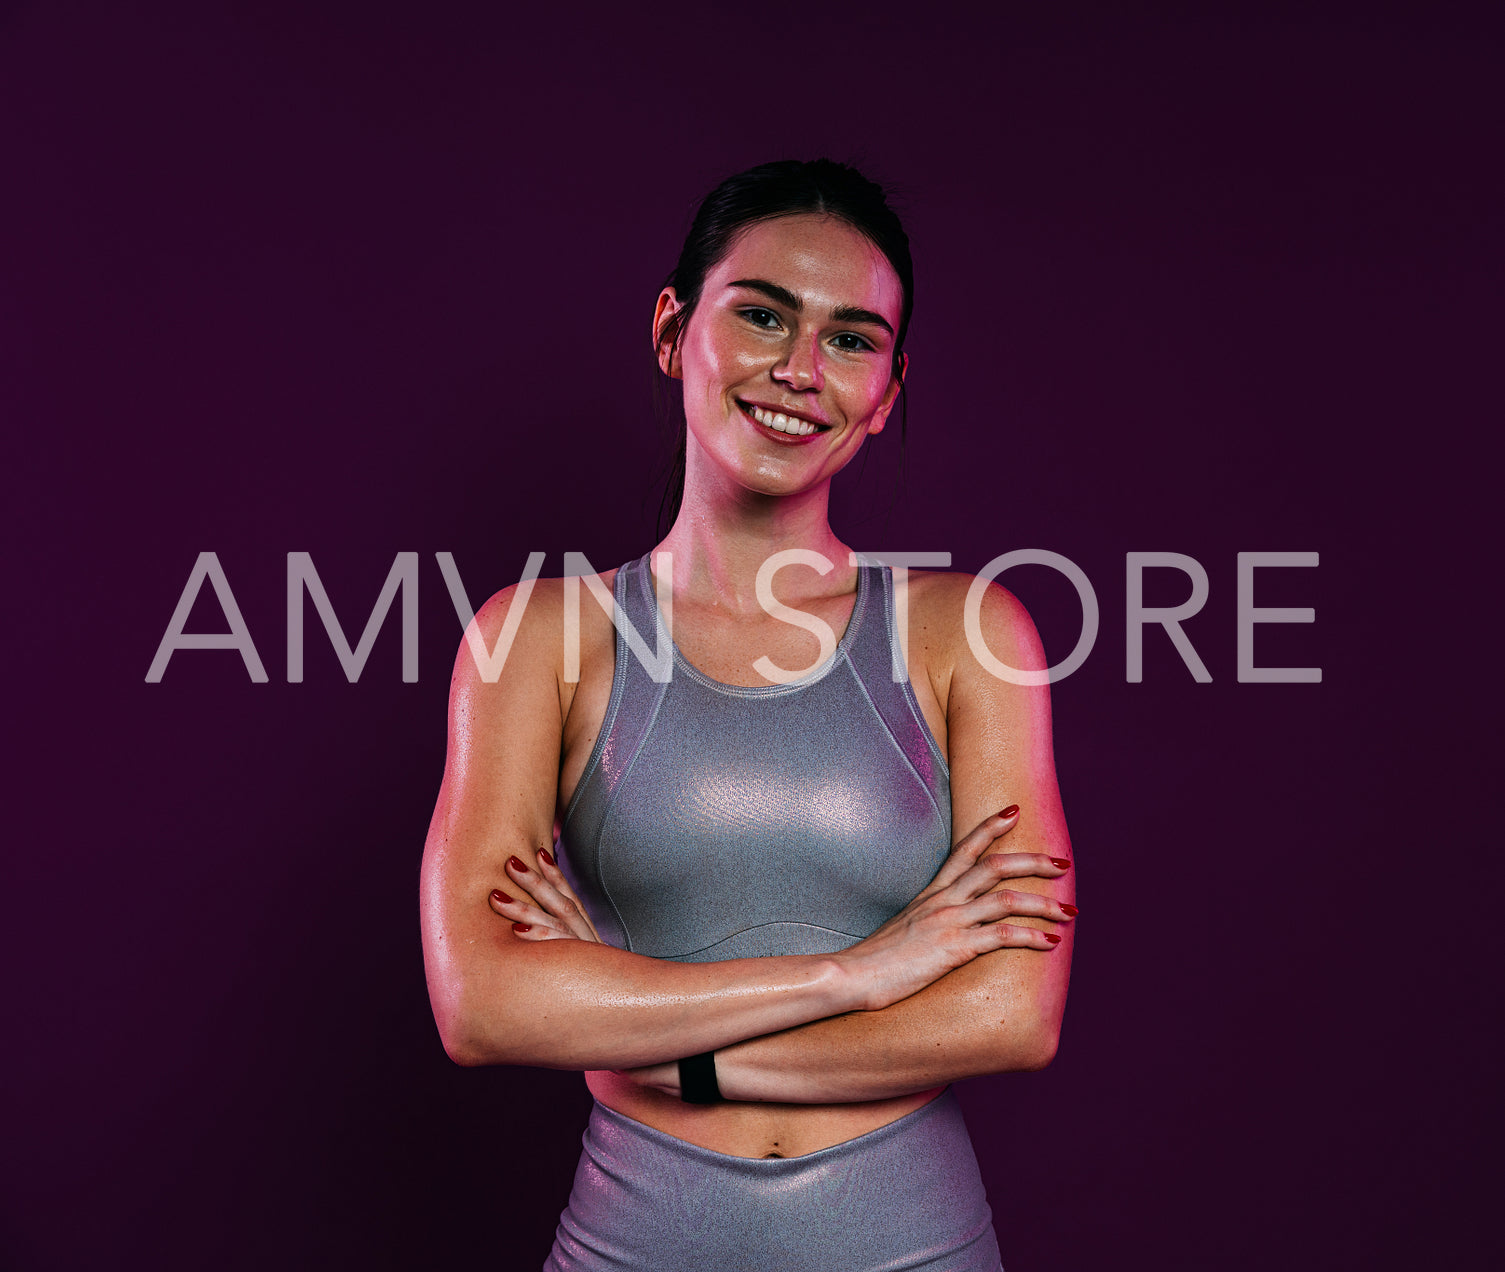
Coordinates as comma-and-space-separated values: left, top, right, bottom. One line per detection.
678, 1051, 722, 1105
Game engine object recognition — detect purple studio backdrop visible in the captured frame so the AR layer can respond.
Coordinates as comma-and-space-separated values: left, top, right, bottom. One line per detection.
3, 3, 1499, 1270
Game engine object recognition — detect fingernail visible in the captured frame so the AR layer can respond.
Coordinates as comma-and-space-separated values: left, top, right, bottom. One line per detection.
512, 923, 532, 933
491, 890, 513, 905
1060, 904, 1079, 917
1044, 933, 1062, 944
999, 805, 1019, 819
539, 848, 555, 867
508, 856, 527, 872
1050, 858, 1072, 869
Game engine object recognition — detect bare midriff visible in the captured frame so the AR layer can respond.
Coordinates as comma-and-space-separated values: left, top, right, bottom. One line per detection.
586, 1071, 945, 1159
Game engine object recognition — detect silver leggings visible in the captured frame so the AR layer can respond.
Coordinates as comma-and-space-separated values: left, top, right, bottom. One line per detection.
544, 1089, 1003, 1271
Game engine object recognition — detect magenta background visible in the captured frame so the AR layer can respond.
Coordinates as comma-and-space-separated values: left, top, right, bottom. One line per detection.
3, 3, 1499, 1269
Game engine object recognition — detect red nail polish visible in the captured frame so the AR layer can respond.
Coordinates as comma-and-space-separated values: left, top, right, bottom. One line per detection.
509, 856, 527, 872
1050, 858, 1072, 869
491, 890, 513, 905
1044, 933, 1062, 944
512, 923, 532, 933
539, 848, 555, 867
1060, 904, 1079, 917
999, 805, 1020, 819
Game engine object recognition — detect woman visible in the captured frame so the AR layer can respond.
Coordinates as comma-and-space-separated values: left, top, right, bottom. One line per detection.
420, 160, 1077, 1271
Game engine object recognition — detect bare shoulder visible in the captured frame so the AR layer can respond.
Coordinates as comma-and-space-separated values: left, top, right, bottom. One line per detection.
451, 568, 621, 691
902, 570, 1047, 699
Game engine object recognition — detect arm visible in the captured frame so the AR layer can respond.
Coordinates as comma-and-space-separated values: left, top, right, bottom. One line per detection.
419, 577, 1051, 1071
632, 575, 1077, 1102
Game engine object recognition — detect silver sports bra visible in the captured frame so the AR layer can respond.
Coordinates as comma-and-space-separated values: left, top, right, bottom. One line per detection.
556, 554, 953, 963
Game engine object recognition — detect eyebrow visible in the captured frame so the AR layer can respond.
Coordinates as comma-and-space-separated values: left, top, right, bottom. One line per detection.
727, 278, 895, 338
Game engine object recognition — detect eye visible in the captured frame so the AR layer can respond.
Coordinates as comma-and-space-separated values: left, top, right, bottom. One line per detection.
739, 307, 783, 330
831, 332, 876, 353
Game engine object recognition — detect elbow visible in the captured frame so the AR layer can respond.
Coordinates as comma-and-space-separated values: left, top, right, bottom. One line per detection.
431, 978, 548, 1069
427, 959, 563, 1069
1010, 1022, 1060, 1072
440, 1026, 492, 1069
423, 935, 528, 1068
994, 980, 1068, 1073
434, 1008, 490, 1068
430, 982, 507, 1069
976, 1001, 1061, 1074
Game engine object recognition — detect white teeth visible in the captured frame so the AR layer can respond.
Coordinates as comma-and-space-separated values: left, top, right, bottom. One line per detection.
749, 405, 818, 436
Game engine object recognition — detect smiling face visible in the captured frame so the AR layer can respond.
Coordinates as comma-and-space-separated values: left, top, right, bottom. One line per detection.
656, 213, 906, 504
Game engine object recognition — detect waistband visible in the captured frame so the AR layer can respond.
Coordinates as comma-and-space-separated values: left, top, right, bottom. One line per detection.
546, 1087, 1003, 1271
589, 1087, 958, 1174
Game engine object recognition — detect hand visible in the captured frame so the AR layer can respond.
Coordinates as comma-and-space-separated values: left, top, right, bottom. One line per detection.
489, 848, 603, 943
833, 806, 1076, 1012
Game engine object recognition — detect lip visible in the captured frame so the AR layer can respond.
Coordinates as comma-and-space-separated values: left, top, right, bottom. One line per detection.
736, 399, 833, 445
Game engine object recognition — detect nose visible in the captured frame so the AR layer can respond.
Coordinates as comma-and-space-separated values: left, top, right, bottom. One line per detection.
772, 331, 823, 393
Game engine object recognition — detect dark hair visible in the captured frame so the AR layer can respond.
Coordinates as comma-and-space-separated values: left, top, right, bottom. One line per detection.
654, 159, 914, 532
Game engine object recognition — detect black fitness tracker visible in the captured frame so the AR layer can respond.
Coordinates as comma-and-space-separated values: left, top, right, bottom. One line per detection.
678, 1051, 723, 1105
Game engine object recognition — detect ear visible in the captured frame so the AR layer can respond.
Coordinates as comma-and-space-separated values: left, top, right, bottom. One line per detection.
652, 288, 685, 380
865, 351, 907, 436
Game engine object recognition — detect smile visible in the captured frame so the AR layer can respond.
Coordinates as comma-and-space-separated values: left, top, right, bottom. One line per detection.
740, 401, 830, 438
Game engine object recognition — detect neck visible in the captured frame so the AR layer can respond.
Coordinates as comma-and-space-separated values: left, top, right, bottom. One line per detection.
657, 452, 853, 612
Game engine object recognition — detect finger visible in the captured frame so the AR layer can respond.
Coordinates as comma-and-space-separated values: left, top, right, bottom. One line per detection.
506, 855, 597, 942
943, 851, 1073, 901
970, 921, 1068, 953
958, 804, 1021, 851
955, 888, 1079, 926
508, 919, 580, 942
534, 847, 603, 943
927, 806, 1022, 892
488, 888, 563, 932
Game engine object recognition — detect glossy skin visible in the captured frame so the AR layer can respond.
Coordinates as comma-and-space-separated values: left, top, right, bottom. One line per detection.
419, 214, 1076, 1160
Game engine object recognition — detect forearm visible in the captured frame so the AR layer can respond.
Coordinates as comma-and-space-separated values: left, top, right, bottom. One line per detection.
430, 934, 861, 1071
711, 946, 1069, 1103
